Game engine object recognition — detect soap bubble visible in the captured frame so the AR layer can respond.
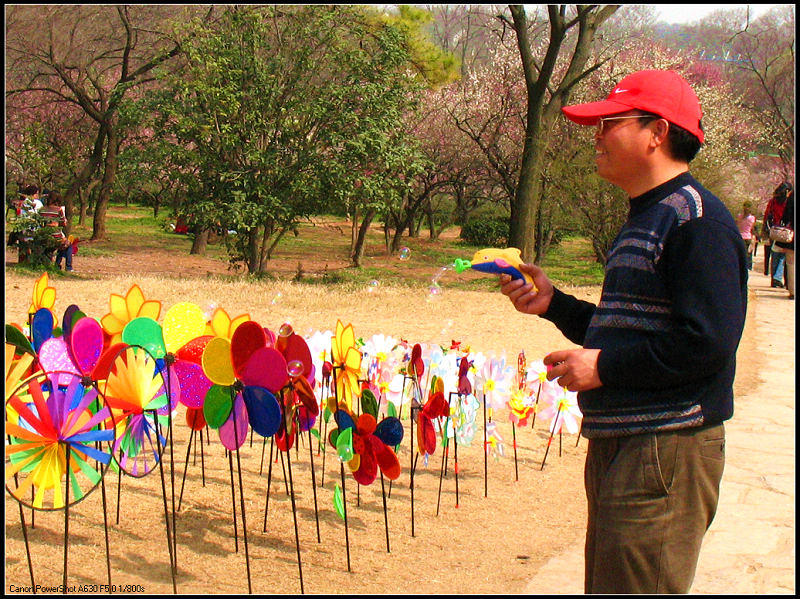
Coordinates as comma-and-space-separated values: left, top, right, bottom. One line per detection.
271, 292, 283, 305
367, 280, 380, 293
278, 322, 294, 337
427, 282, 443, 301
398, 247, 411, 261
287, 360, 304, 377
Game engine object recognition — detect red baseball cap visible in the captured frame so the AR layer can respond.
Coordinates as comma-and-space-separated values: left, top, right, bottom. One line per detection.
562, 69, 704, 143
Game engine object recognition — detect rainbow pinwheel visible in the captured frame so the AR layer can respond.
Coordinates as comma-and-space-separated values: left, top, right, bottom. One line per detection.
5, 371, 115, 510
100, 346, 172, 477
331, 321, 361, 411
327, 398, 403, 485
100, 284, 162, 346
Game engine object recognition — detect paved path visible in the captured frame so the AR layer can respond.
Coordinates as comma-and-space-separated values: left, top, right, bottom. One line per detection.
525, 263, 796, 594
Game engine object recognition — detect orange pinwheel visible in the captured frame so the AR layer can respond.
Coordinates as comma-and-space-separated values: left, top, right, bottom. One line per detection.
331, 320, 361, 411
100, 284, 162, 346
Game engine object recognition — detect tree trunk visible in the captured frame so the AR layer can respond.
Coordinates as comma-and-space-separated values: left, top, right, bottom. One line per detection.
351, 208, 376, 267
190, 228, 209, 255
64, 127, 106, 235
91, 127, 119, 241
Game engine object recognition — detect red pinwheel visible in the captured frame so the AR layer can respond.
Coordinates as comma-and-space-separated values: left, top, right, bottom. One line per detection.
416, 385, 450, 456
328, 397, 403, 485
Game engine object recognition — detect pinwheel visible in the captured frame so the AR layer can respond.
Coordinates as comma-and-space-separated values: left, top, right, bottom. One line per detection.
328, 399, 403, 486
539, 386, 582, 470
100, 345, 173, 477
6, 370, 115, 510
100, 284, 161, 346
485, 421, 505, 460
5, 369, 117, 590
416, 379, 450, 457
525, 359, 560, 430
201, 319, 285, 451
331, 320, 361, 411
27, 272, 56, 319
477, 354, 515, 412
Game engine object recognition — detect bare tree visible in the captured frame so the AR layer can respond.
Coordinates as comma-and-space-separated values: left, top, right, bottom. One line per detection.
5, 5, 215, 240
506, 4, 619, 262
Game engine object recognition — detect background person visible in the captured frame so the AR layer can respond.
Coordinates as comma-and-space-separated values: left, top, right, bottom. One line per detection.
500, 69, 747, 594
762, 182, 791, 288
736, 200, 756, 270
768, 182, 794, 299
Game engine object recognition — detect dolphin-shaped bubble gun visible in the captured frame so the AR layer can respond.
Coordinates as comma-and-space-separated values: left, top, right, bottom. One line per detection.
452, 247, 534, 285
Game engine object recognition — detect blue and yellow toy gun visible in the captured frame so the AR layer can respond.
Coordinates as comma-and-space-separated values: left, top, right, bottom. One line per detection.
453, 247, 534, 285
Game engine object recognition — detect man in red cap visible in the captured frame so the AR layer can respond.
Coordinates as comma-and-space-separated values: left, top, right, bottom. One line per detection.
500, 70, 748, 593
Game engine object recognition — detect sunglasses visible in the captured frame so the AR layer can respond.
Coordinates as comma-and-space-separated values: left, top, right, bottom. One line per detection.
596, 114, 659, 136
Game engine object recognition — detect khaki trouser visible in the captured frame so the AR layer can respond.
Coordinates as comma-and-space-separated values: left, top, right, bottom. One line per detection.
584, 424, 725, 593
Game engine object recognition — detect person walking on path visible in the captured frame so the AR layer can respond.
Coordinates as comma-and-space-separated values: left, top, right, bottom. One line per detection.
762, 182, 792, 288
500, 69, 748, 594
737, 201, 757, 270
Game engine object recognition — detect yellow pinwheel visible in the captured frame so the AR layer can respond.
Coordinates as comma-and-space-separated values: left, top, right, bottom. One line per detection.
100, 284, 162, 346
28, 273, 56, 318
331, 320, 361, 411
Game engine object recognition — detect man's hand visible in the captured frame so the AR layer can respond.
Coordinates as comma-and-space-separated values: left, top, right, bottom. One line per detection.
499, 262, 554, 315
544, 349, 602, 392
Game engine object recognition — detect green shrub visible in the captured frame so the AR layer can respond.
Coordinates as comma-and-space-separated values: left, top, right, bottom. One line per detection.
460, 215, 509, 247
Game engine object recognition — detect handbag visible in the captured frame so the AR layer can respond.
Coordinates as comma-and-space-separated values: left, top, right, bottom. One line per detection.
769, 226, 794, 243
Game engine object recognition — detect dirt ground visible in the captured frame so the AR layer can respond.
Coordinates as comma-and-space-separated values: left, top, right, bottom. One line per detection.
3, 242, 760, 595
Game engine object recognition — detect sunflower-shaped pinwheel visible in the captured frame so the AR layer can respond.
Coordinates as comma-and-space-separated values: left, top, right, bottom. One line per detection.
327, 395, 403, 485
331, 321, 361, 411
100, 284, 162, 346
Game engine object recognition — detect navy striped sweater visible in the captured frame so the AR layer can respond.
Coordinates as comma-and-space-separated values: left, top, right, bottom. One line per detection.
543, 172, 748, 438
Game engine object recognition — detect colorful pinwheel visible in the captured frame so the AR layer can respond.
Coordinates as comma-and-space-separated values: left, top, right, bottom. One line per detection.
201, 319, 287, 450
477, 355, 515, 412
327, 398, 403, 485
416, 379, 450, 457
540, 386, 582, 435
100, 346, 172, 477
5, 371, 115, 509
